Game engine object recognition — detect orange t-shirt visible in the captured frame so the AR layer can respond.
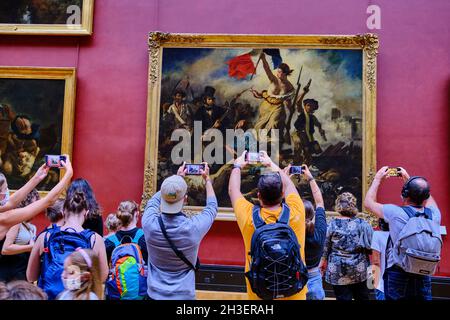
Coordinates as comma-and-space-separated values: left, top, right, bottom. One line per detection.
234, 193, 307, 300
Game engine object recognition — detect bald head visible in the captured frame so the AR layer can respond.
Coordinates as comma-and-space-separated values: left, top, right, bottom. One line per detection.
404, 177, 430, 206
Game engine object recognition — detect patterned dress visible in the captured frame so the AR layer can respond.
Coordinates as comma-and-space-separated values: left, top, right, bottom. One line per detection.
323, 217, 373, 285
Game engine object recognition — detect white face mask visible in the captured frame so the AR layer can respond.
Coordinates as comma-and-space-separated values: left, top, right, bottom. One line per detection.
0, 189, 10, 207
62, 276, 81, 291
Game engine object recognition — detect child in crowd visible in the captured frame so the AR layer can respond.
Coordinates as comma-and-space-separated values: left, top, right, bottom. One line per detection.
45, 198, 65, 228
27, 185, 109, 300
0, 281, 47, 300
57, 249, 102, 300
104, 201, 147, 300
104, 213, 121, 238
370, 219, 390, 300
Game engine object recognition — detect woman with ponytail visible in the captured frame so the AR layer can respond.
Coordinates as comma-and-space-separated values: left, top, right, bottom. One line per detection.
26, 180, 108, 300
104, 200, 147, 264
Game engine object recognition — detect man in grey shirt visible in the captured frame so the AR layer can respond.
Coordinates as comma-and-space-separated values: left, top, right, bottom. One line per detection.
364, 166, 441, 300
142, 163, 217, 300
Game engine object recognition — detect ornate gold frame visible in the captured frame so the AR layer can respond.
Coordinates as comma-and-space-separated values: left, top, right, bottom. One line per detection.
0, 0, 94, 36
144, 32, 378, 222
0, 67, 77, 195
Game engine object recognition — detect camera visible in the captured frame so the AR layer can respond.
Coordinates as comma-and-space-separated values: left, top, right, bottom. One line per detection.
386, 167, 401, 177
185, 164, 205, 175
289, 165, 305, 175
45, 155, 67, 168
245, 152, 261, 163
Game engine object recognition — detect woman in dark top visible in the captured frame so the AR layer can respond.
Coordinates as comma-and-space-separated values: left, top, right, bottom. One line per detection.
301, 165, 327, 300
320, 192, 373, 300
104, 201, 148, 264
66, 178, 104, 236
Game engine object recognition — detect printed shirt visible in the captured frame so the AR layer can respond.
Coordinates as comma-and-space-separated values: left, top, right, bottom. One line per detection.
233, 193, 307, 300
323, 217, 373, 286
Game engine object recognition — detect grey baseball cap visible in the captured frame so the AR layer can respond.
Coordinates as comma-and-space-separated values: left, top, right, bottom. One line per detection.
160, 175, 187, 214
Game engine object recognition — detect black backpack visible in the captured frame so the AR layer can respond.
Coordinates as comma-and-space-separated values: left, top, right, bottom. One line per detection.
245, 203, 308, 300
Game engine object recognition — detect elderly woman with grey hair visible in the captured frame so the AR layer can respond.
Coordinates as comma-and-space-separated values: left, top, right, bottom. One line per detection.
319, 192, 373, 300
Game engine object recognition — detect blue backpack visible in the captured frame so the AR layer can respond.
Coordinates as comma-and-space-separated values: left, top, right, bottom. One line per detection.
245, 204, 308, 300
105, 229, 148, 300
38, 225, 95, 300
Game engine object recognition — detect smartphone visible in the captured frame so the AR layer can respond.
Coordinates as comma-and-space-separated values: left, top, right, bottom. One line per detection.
185, 164, 205, 175
45, 155, 67, 168
246, 152, 261, 163
386, 167, 401, 177
289, 165, 305, 175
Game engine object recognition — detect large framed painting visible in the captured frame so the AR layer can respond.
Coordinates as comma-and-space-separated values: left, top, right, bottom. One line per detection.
0, 67, 76, 193
0, 0, 94, 35
143, 33, 378, 221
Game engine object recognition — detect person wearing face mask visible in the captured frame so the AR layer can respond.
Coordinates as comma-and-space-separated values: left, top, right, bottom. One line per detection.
26, 183, 108, 300
58, 248, 102, 300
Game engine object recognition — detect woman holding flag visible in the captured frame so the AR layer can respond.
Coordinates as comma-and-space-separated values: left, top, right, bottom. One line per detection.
250, 51, 295, 143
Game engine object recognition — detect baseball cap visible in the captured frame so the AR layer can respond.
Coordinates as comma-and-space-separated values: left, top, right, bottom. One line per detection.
160, 175, 188, 214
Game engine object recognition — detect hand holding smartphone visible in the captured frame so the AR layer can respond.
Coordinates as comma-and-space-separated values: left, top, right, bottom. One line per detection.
289, 165, 305, 175
44, 155, 67, 168
245, 152, 261, 163
386, 167, 401, 177
185, 163, 205, 175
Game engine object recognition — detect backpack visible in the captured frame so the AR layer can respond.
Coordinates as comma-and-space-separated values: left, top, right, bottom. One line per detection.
392, 206, 442, 275
245, 203, 308, 300
38, 225, 95, 300
105, 229, 148, 300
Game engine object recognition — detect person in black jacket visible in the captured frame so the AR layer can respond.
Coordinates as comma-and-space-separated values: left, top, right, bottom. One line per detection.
286, 164, 327, 300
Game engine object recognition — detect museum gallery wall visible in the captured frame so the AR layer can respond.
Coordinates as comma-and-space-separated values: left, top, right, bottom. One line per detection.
0, 0, 448, 273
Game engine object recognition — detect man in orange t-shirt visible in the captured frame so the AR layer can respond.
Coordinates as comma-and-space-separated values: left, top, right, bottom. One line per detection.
228, 151, 307, 300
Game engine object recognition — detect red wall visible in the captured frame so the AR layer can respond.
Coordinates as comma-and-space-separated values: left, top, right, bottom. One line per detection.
1, 0, 449, 274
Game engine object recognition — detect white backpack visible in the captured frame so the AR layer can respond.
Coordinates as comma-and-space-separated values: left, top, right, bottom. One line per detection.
392, 207, 442, 275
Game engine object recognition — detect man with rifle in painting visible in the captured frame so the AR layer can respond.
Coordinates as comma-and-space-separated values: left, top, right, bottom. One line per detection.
293, 79, 327, 165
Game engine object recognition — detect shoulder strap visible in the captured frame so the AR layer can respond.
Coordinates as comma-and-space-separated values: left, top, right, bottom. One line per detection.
80, 229, 96, 248
401, 206, 431, 220
44, 225, 60, 248
132, 229, 144, 243
251, 205, 265, 229
278, 203, 291, 225
107, 234, 120, 247
158, 215, 199, 271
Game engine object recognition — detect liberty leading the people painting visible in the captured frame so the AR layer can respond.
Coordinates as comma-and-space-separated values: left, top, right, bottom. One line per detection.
144, 34, 378, 215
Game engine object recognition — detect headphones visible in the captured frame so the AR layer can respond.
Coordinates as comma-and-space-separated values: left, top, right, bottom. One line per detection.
401, 176, 430, 200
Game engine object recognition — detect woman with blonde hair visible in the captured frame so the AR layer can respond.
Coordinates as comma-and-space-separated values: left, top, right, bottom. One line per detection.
58, 249, 102, 300
104, 213, 121, 238
104, 200, 148, 300
319, 192, 373, 300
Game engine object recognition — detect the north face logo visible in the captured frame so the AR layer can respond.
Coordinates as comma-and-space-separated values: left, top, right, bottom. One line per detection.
271, 243, 282, 250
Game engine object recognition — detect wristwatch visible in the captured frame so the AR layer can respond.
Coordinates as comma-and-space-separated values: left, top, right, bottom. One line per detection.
308, 177, 315, 182
233, 164, 241, 170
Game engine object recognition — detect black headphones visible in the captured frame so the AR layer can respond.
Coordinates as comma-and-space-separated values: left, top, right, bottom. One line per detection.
401, 176, 430, 200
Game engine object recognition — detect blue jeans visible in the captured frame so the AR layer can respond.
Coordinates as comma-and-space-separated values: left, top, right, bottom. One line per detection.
383, 265, 432, 300
375, 289, 385, 300
306, 269, 325, 300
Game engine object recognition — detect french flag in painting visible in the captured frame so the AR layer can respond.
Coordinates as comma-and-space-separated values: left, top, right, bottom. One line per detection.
227, 49, 282, 79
